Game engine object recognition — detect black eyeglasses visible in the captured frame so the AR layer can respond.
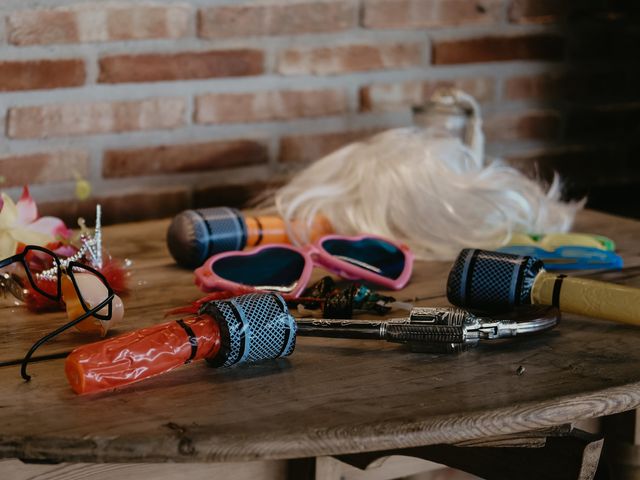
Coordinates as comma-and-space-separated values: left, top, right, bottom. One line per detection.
0, 245, 114, 380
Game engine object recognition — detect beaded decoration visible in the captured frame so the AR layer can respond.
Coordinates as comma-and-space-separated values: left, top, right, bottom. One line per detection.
36, 205, 103, 282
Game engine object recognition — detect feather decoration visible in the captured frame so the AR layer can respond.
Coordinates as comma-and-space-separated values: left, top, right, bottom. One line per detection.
24, 278, 61, 313
99, 257, 129, 296
24, 256, 130, 313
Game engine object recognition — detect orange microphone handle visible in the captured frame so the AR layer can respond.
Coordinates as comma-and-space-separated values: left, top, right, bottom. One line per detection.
244, 214, 333, 247
65, 315, 221, 395
244, 215, 290, 246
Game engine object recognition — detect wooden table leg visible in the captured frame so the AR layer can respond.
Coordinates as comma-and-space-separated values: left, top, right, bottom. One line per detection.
336, 429, 607, 480
602, 409, 640, 479
287, 457, 316, 480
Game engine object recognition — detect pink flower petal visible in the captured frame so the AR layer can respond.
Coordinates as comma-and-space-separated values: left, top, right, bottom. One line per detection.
28, 216, 72, 239
16, 186, 38, 224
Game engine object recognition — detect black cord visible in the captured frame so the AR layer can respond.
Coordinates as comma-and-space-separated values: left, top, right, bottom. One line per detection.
21, 294, 114, 381
0, 352, 69, 368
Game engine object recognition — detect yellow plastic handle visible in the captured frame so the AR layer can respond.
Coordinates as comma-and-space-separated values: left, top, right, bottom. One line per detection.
532, 272, 640, 326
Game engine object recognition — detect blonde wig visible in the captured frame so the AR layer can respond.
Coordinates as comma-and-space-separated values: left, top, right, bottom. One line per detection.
262, 91, 582, 260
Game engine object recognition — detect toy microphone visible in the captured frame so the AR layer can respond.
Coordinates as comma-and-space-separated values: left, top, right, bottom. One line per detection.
65, 293, 296, 394
166, 207, 332, 268
447, 249, 640, 326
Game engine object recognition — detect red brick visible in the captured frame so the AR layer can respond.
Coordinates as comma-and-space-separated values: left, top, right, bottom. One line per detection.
0, 151, 89, 187
278, 43, 422, 75
103, 140, 269, 178
279, 129, 384, 163
504, 73, 566, 100
7, 3, 191, 46
423, 78, 495, 102
193, 180, 284, 209
363, 0, 502, 29
505, 71, 640, 103
432, 34, 565, 65
100, 188, 191, 224
199, 1, 357, 38
7, 97, 186, 139
195, 89, 348, 124
484, 110, 561, 142
360, 77, 494, 111
41, 183, 287, 226
360, 81, 422, 112
38, 199, 102, 227
0, 59, 85, 92
39, 187, 191, 225
99, 50, 264, 84
508, 0, 568, 24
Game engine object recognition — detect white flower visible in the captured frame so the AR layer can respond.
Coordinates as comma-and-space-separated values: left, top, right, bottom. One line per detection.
0, 187, 70, 258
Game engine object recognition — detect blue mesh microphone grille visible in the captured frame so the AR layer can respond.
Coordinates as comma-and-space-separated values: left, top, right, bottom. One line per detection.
167, 207, 248, 268
447, 249, 543, 312
201, 293, 297, 368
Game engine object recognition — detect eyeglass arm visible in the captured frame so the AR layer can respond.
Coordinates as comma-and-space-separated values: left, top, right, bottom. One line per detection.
21, 293, 115, 381
0, 253, 23, 270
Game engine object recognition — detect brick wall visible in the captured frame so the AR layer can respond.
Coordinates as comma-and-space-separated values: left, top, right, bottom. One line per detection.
0, 0, 637, 224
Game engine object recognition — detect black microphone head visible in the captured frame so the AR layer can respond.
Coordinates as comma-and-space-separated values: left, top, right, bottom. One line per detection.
447, 248, 544, 312
201, 293, 297, 368
167, 207, 248, 268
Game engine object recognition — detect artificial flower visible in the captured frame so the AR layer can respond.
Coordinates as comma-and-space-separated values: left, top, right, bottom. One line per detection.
0, 186, 71, 258
24, 253, 129, 313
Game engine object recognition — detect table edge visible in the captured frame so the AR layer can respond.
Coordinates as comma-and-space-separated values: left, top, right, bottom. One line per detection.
2, 380, 640, 463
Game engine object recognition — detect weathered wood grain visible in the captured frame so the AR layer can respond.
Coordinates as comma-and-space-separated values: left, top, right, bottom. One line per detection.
2, 311, 640, 462
0, 210, 638, 464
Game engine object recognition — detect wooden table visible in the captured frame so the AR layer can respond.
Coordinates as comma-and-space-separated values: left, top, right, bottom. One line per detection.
1, 210, 639, 480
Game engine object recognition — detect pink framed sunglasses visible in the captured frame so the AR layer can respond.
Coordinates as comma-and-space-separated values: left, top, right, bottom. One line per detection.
194, 234, 414, 297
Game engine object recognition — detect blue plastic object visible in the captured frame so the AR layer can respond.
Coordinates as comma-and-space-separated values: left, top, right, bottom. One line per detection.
497, 245, 623, 271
